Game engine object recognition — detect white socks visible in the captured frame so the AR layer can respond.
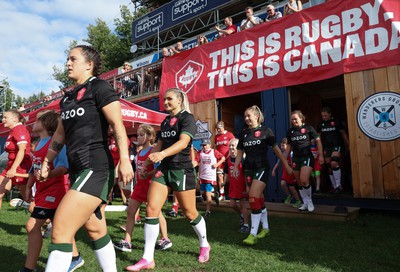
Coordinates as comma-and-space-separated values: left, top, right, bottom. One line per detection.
143, 220, 159, 261
94, 240, 117, 272
191, 216, 209, 247
45, 250, 73, 272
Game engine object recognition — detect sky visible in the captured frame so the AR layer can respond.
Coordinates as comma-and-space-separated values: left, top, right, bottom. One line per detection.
0, 0, 134, 99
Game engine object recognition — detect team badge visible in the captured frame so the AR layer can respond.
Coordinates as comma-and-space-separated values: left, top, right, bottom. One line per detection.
77, 87, 86, 101
357, 92, 400, 141
300, 128, 306, 134
254, 130, 261, 138
154, 170, 163, 178
292, 162, 296, 169
169, 117, 178, 127
330, 121, 336, 126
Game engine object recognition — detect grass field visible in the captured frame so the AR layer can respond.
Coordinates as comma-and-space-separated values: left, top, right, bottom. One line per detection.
0, 201, 399, 272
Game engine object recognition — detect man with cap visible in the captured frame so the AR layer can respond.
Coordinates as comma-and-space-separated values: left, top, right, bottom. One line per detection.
214, 121, 235, 200
195, 138, 225, 217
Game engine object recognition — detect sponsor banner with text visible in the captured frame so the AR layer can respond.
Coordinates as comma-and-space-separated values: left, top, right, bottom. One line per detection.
160, 0, 400, 107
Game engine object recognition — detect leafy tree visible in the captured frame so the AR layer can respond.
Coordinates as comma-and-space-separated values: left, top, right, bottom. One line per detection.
52, 40, 77, 90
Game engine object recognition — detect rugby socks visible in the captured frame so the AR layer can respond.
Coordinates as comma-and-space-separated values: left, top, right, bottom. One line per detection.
260, 208, 269, 230
219, 188, 225, 199
332, 167, 341, 188
304, 184, 312, 199
298, 186, 308, 204
250, 212, 262, 236
93, 234, 117, 272
329, 174, 336, 189
45, 243, 73, 271
191, 214, 209, 247
172, 202, 179, 213
143, 217, 159, 261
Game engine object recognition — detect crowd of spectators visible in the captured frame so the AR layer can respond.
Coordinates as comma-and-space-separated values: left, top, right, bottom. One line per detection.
118, 2, 301, 98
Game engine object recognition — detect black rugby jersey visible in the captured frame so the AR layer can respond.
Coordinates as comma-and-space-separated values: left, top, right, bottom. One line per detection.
60, 77, 119, 172
237, 125, 277, 169
316, 117, 343, 147
286, 124, 319, 157
158, 110, 196, 170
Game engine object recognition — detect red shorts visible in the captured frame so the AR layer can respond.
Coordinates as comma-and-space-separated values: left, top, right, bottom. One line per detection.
130, 179, 150, 203
228, 177, 248, 200
313, 159, 321, 171
282, 171, 297, 185
1, 160, 31, 185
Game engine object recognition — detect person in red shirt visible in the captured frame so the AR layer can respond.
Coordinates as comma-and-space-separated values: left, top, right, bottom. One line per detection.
215, 17, 237, 38
214, 121, 235, 200
0, 110, 31, 209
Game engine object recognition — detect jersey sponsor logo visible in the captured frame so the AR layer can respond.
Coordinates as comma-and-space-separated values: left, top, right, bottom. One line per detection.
357, 91, 400, 141
291, 135, 306, 141
77, 87, 86, 101
61, 107, 85, 120
300, 128, 306, 134
321, 127, 337, 132
216, 140, 227, 146
169, 117, 178, 126
161, 130, 177, 138
254, 130, 261, 138
243, 140, 261, 147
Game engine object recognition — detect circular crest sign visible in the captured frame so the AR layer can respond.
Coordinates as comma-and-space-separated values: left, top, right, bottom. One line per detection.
357, 92, 400, 141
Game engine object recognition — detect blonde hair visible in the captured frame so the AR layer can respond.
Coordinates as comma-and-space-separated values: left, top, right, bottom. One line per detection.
165, 87, 191, 113
138, 124, 156, 145
245, 105, 264, 124
6, 109, 26, 124
228, 138, 239, 157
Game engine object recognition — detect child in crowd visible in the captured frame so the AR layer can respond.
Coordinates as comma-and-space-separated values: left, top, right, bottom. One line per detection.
272, 138, 301, 208
21, 110, 83, 272
114, 124, 172, 252
310, 139, 322, 194
224, 138, 250, 233
195, 138, 225, 217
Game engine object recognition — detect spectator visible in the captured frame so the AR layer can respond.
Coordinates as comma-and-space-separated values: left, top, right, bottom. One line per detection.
284, 0, 303, 16
196, 35, 209, 47
161, 47, 170, 58
265, 4, 282, 22
240, 6, 262, 31
170, 41, 184, 55
121, 61, 136, 96
18, 103, 26, 112
195, 138, 225, 217
215, 17, 237, 38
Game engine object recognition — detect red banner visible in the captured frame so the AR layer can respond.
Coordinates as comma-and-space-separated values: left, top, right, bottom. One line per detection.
160, 0, 400, 107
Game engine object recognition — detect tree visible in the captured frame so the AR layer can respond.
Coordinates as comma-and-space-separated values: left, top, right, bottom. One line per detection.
52, 40, 77, 90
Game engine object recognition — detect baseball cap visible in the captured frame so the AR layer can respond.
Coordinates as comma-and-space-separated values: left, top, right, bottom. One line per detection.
201, 139, 211, 145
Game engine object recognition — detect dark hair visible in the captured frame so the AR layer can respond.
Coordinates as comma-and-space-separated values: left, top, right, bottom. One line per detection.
37, 110, 59, 136
6, 109, 26, 124
321, 106, 332, 114
73, 45, 102, 76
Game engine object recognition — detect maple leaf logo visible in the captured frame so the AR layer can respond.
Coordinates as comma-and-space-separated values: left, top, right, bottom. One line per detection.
175, 60, 204, 93
179, 66, 198, 88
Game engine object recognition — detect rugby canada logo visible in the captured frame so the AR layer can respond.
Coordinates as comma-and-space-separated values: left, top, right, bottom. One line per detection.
175, 60, 204, 93
357, 91, 400, 141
